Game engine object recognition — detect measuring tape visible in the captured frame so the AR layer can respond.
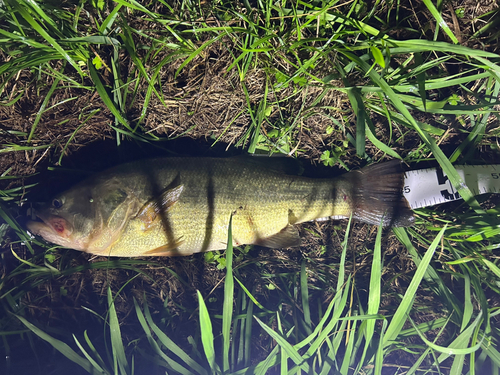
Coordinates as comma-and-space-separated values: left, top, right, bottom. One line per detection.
403, 165, 500, 209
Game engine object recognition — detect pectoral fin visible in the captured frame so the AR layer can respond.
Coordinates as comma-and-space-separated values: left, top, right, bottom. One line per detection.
137, 185, 184, 228
143, 239, 185, 256
257, 225, 301, 248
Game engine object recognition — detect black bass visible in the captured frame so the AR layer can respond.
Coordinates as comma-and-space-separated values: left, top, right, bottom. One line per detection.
27, 157, 413, 257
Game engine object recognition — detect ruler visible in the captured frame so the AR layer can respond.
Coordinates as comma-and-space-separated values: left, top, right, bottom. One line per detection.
403, 165, 500, 209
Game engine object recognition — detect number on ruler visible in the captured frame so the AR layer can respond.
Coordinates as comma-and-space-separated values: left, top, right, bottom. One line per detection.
436, 169, 460, 201
492, 173, 499, 180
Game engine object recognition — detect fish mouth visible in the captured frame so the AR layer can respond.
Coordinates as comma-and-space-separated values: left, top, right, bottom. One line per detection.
27, 214, 73, 244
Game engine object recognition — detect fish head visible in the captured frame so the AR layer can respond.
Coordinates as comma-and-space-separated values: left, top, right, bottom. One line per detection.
27, 178, 134, 252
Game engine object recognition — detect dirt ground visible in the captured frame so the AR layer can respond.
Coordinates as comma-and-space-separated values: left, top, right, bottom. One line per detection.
1, 0, 499, 372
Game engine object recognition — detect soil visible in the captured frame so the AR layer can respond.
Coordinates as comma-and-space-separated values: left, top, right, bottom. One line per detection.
1, 0, 499, 373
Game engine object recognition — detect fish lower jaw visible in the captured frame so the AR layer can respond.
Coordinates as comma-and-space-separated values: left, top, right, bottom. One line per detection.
27, 220, 67, 246
27, 220, 86, 251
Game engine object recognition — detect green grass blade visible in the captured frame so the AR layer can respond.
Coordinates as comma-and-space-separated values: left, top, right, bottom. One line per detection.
277, 313, 288, 375
234, 277, 274, 313
197, 290, 218, 373
15, 315, 99, 374
243, 292, 254, 367
320, 319, 348, 375
112, 0, 159, 18
340, 317, 358, 375
359, 221, 383, 368
88, 61, 132, 132
83, 330, 108, 371
27, 73, 61, 142
234, 290, 246, 367
347, 51, 484, 213
346, 88, 366, 157
336, 215, 352, 297
0, 201, 34, 254
383, 226, 447, 346
416, 312, 484, 357
72, 334, 107, 374
144, 304, 206, 374
254, 316, 309, 371
375, 319, 388, 374
422, 0, 459, 43
414, 52, 427, 111
107, 287, 130, 375
394, 227, 462, 317
461, 273, 473, 332
252, 345, 281, 375
134, 298, 193, 374
386, 39, 499, 56
222, 215, 234, 372
300, 260, 312, 334
482, 259, 500, 279
100, 3, 123, 34
301, 276, 351, 356
12, 1, 83, 75
175, 35, 223, 79
365, 121, 401, 159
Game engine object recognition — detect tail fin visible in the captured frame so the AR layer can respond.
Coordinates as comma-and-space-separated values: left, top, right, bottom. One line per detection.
344, 160, 414, 227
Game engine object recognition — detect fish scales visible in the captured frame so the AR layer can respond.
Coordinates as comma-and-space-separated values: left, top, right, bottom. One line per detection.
27, 157, 414, 257
106, 158, 349, 255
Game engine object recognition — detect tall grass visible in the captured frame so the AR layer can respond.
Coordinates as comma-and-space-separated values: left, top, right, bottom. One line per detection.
1, 0, 500, 373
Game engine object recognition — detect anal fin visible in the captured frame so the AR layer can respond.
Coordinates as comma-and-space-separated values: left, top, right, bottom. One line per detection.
256, 225, 301, 248
143, 239, 184, 256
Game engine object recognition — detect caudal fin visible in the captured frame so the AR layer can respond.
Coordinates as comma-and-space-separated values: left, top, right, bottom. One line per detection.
344, 160, 414, 227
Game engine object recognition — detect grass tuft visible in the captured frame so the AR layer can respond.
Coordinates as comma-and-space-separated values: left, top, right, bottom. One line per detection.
1, 0, 500, 373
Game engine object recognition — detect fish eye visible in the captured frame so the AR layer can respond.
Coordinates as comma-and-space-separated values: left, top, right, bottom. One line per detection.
52, 198, 63, 209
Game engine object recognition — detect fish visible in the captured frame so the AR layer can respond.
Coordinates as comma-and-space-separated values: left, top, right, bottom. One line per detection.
26, 157, 414, 257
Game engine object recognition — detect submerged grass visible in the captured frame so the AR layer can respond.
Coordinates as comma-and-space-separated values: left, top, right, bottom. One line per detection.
1, 0, 500, 374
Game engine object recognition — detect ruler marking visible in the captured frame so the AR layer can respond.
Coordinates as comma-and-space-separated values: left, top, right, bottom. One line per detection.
404, 164, 500, 209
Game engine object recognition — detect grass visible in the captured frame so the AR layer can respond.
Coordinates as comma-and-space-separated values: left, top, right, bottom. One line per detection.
1, 0, 500, 374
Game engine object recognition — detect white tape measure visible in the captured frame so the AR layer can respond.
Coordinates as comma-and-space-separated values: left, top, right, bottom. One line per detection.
403, 165, 500, 209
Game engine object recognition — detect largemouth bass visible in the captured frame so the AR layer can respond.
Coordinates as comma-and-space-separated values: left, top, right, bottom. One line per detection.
27, 157, 413, 257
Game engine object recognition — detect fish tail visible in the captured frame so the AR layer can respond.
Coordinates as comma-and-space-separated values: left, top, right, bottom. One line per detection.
344, 160, 414, 226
